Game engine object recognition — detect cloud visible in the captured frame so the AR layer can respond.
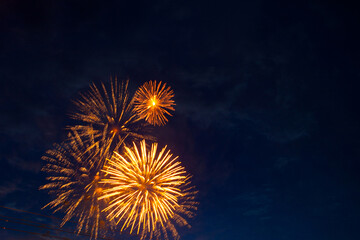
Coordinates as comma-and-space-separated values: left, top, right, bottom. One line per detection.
232, 186, 274, 220
6, 156, 41, 173
274, 157, 297, 169
0, 181, 18, 199
174, 58, 316, 143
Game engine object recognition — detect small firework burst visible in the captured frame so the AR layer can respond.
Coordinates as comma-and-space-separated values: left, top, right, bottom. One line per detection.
40, 131, 113, 239
133, 80, 175, 126
69, 78, 153, 152
99, 140, 197, 240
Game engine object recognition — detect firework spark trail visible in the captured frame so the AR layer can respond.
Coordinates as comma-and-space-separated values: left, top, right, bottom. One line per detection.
40, 131, 114, 239
99, 140, 198, 240
69, 78, 153, 152
134, 80, 175, 126
41, 78, 196, 239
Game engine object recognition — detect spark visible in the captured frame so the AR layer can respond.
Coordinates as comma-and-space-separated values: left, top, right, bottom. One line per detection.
40, 131, 113, 239
133, 80, 175, 126
99, 140, 197, 239
69, 78, 153, 153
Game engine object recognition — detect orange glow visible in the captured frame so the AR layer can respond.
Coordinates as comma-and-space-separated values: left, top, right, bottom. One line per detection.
134, 80, 175, 126
99, 140, 197, 239
95, 188, 103, 194
69, 78, 153, 153
42, 78, 196, 240
40, 131, 112, 239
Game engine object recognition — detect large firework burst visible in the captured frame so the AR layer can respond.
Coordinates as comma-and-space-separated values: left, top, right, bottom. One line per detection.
99, 140, 197, 240
69, 78, 153, 152
40, 131, 113, 239
133, 80, 175, 126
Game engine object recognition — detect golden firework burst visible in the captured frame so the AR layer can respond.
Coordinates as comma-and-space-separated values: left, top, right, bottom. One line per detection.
69, 78, 153, 152
133, 80, 175, 126
40, 131, 113, 239
99, 140, 197, 239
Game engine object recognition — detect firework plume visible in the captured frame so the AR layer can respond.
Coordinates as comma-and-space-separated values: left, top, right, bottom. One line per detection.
133, 80, 175, 126
99, 140, 197, 240
40, 78, 197, 239
69, 78, 153, 152
40, 131, 113, 239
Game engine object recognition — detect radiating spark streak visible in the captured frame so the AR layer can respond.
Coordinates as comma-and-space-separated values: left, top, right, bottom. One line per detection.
40, 131, 113, 239
40, 78, 196, 239
69, 78, 153, 152
134, 80, 175, 126
99, 140, 197, 239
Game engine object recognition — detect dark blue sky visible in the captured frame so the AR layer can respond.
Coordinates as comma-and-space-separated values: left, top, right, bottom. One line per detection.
1, 0, 360, 239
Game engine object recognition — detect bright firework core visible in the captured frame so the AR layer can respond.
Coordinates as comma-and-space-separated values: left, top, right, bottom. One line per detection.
151, 96, 157, 107
99, 139, 195, 238
134, 80, 175, 126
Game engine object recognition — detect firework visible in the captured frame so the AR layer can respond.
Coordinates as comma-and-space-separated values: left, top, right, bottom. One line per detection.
99, 140, 197, 239
69, 78, 153, 152
40, 131, 113, 239
133, 80, 175, 126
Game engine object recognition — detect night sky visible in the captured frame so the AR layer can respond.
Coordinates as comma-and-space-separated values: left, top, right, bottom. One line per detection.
1, 0, 360, 239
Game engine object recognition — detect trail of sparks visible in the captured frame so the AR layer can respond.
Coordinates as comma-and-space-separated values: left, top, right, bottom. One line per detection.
40, 131, 113, 239
134, 80, 175, 126
69, 78, 153, 152
41, 78, 196, 239
99, 140, 197, 240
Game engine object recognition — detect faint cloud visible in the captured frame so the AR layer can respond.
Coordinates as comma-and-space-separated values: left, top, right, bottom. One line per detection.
7, 156, 41, 173
176, 63, 316, 143
232, 186, 274, 220
0, 182, 18, 198
274, 157, 297, 169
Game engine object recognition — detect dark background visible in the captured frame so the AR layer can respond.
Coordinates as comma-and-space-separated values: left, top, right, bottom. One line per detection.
1, 0, 360, 239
